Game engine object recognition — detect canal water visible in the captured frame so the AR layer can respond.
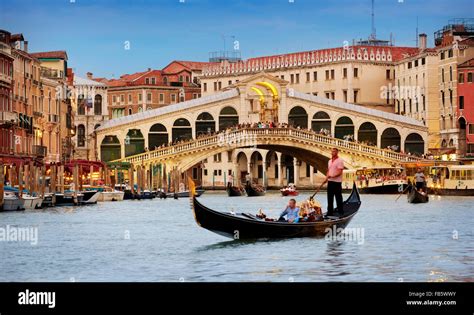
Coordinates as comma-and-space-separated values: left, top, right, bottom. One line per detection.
0, 192, 472, 282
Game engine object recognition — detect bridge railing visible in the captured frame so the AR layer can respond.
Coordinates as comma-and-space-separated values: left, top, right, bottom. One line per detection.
116, 127, 424, 164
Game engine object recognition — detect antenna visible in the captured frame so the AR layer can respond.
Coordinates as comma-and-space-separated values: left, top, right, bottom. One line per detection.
415, 16, 419, 47
370, 0, 376, 40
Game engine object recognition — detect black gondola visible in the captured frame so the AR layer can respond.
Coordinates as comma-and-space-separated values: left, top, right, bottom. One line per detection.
407, 185, 429, 203
166, 189, 205, 198
191, 182, 361, 239
244, 182, 265, 197
226, 185, 245, 197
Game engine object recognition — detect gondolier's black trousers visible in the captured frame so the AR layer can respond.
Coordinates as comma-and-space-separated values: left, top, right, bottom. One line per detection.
327, 181, 344, 215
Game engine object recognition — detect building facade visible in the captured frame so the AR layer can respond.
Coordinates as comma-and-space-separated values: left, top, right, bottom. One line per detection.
104, 61, 209, 119
0, 30, 15, 158
70, 73, 108, 160
395, 34, 441, 151
457, 58, 474, 157
434, 20, 474, 155
200, 45, 419, 113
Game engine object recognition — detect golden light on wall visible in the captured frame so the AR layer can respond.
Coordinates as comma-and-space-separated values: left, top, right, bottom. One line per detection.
256, 81, 278, 99
251, 87, 265, 104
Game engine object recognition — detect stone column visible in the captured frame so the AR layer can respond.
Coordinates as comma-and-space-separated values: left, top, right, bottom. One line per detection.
310, 165, 315, 185
293, 158, 299, 185
277, 153, 283, 187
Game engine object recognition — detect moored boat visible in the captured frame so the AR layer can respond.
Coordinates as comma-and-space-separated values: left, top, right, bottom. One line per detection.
2, 192, 25, 211
166, 189, 205, 198
342, 167, 407, 194
21, 195, 43, 210
81, 190, 101, 204
280, 183, 299, 196
190, 182, 361, 239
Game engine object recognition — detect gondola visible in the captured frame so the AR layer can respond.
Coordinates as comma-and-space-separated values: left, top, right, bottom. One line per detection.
244, 182, 265, 197
226, 185, 245, 197
166, 189, 205, 198
407, 185, 429, 204
190, 182, 361, 239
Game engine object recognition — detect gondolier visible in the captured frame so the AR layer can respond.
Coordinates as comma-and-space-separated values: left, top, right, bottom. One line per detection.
414, 167, 426, 191
320, 148, 344, 217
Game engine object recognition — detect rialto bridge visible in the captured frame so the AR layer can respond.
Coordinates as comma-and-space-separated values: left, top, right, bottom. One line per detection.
95, 73, 428, 189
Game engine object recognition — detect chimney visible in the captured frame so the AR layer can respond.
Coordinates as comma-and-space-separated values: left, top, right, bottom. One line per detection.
419, 33, 427, 50
23, 40, 28, 52
87, 72, 93, 79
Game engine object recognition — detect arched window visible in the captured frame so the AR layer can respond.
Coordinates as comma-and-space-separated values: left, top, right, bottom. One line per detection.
288, 106, 308, 129
94, 94, 102, 115
172, 118, 192, 142
196, 112, 216, 136
77, 124, 85, 147
335, 116, 354, 139
358, 122, 377, 146
125, 129, 145, 157
219, 106, 238, 131
149, 123, 168, 148
100, 135, 121, 162
311, 111, 331, 134
404, 133, 424, 155
381, 127, 401, 151
77, 94, 85, 115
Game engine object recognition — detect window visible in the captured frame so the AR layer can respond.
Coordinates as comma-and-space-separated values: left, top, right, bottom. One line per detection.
440, 51, 445, 60
325, 92, 330, 99
171, 94, 176, 103
306, 72, 310, 82
94, 95, 102, 115
343, 90, 348, 102
128, 94, 132, 103
448, 49, 453, 58
469, 124, 474, 135
179, 75, 183, 82
213, 82, 217, 91
112, 95, 117, 104
468, 72, 473, 83
295, 73, 300, 84
330, 69, 335, 80
138, 93, 142, 102
77, 124, 85, 147
151, 77, 156, 85
449, 89, 453, 106
325, 70, 330, 80
213, 153, 222, 162
408, 62, 412, 69
353, 68, 358, 78
120, 95, 124, 103
313, 71, 317, 81
281, 75, 285, 80
159, 93, 164, 104
128, 108, 132, 115
343, 68, 347, 78
442, 68, 445, 83
459, 73, 464, 83
414, 60, 418, 67
147, 93, 152, 102
218, 82, 222, 90
353, 90, 359, 103
331, 91, 335, 100
449, 66, 453, 81
203, 82, 207, 92
421, 58, 426, 65
386, 69, 390, 79
459, 96, 464, 109
163, 77, 168, 85
203, 169, 208, 176
228, 80, 232, 85
145, 78, 149, 84
290, 74, 294, 84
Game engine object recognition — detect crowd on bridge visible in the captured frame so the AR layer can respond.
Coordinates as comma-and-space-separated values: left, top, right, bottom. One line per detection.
146, 120, 429, 159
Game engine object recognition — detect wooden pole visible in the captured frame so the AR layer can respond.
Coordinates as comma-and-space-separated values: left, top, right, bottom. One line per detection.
41, 165, 46, 199
51, 164, 56, 205
18, 164, 23, 198
129, 165, 135, 195
89, 165, 94, 186
60, 164, 65, 194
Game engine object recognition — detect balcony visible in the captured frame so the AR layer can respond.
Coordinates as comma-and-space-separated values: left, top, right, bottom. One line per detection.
0, 72, 12, 85
40, 68, 64, 79
0, 111, 18, 124
33, 145, 47, 157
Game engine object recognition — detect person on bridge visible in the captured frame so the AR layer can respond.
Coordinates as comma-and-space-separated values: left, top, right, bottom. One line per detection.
319, 148, 344, 217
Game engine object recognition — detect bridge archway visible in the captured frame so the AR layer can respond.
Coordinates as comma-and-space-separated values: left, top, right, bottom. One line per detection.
235, 151, 248, 183
311, 111, 331, 134
288, 106, 308, 128
172, 118, 192, 142
381, 127, 401, 151
358, 122, 378, 146
404, 133, 424, 155
250, 151, 264, 182
335, 116, 354, 139
125, 129, 145, 157
196, 112, 216, 136
101, 135, 121, 162
149, 123, 168, 149
219, 106, 239, 131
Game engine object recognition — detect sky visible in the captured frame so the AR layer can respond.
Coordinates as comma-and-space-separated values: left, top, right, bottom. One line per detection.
1, 0, 473, 78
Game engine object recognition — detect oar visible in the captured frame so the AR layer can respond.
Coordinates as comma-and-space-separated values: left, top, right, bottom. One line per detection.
395, 184, 410, 202
310, 184, 323, 200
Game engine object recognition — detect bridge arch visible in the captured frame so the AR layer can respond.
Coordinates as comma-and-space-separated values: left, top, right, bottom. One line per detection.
358, 122, 378, 146
196, 112, 216, 136
404, 133, 424, 155
311, 111, 331, 134
288, 106, 308, 128
149, 123, 168, 149
381, 127, 401, 151
100, 135, 121, 162
172, 118, 192, 142
335, 116, 354, 139
219, 106, 239, 131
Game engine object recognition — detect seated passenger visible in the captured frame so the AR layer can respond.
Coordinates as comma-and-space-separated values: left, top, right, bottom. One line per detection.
279, 199, 300, 223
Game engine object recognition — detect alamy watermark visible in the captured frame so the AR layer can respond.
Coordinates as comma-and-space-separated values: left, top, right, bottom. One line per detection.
325, 226, 365, 245
0, 225, 38, 245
